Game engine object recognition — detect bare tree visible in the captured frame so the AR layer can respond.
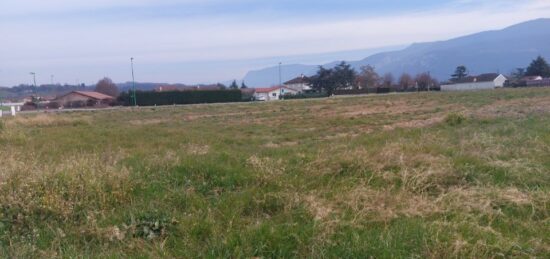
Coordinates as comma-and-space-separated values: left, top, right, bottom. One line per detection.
95, 77, 119, 97
382, 73, 394, 88
356, 65, 380, 89
398, 73, 414, 90
415, 72, 438, 91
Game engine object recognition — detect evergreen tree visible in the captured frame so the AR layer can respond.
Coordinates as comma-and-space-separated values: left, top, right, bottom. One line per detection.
332, 62, 357, 90
240, 81, 248, 89
310, 62, 356, 95
525, 56, 550, 77
310, 66, 335, 95
511, 68, 526, 80
229, 80, 239, 89
451, 66, 468, 81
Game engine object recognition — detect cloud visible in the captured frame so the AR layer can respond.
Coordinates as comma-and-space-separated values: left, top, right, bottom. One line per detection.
0, 0, 548, 86
0, 0, 198, 15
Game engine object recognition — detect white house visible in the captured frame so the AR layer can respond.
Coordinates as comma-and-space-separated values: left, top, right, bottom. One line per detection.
254, 86, 299, 101
524, 76, 550, 87
522, 76, 543, 81
0, 102, 23, 117
441, 73, 507, 91
284, 75, 312, 93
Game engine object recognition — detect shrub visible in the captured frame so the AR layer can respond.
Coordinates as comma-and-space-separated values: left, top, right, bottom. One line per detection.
444, 113, 466, 126
283, 92, 328, 100
46, 102, 61, 109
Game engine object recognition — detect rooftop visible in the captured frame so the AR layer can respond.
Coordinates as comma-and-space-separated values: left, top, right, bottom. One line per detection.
453, 73, 503, 84
284, 75, 310, 85
59, 91, 115, 100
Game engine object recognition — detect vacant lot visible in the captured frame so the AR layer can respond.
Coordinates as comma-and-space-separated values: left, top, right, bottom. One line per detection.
1, 88, 549, 258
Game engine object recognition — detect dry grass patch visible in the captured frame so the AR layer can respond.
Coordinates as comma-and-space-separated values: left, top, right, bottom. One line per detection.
184, 144, 210, 155
473, 96, 550, 119
5, 113, 91, 127
128, 118, 171, 125
341, 187, 439, 222
384, 115, 446, 130
247, 155, 285, 177
0, 150, 134, 254
263, 141, 299, 148
304, 195, 334, 221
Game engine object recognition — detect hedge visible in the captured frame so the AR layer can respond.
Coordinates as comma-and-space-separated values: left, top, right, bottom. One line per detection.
334, 88, 381, 95
119, 90, 243, 106
283, 92, 328, 100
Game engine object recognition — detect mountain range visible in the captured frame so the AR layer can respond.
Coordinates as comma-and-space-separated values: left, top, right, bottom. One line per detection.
243, 18, 550, 87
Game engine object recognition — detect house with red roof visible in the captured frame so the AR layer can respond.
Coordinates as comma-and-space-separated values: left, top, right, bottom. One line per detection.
54, 91, 115, 108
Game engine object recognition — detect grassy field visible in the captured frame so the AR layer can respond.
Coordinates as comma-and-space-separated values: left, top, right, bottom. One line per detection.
1, 88, 549, 258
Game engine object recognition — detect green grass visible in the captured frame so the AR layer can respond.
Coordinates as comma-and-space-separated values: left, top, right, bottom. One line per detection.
1, 88, 550, 257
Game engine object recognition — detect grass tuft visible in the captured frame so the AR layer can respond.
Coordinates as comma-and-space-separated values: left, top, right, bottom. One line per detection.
444, 112, 466, 126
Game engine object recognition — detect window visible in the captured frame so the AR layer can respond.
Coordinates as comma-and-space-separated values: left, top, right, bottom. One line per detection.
272, 93, 277, 97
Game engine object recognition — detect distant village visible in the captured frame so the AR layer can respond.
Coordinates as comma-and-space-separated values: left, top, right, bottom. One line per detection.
1, 56, 549, 116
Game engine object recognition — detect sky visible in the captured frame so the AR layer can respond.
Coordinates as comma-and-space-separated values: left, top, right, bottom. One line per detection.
0, 0, 549, 87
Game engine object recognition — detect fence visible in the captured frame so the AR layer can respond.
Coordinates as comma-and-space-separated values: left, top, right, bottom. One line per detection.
119, 90, 243, 106
333, 87, 440, 96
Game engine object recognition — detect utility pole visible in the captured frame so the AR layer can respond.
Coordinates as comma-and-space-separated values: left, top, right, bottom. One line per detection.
428, 71, 431, 92
131, 57, 137, 106
278, 62, 283, 99
30, 72, 37, 88
0, 70, 4, 109
30, 72, 38, 110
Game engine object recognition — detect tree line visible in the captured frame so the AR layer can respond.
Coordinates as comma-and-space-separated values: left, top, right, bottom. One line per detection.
309, 62, 439, 95
418, 55, 550, 89
505, 56, 550, 87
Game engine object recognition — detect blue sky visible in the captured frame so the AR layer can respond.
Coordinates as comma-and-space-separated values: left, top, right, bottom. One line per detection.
0, 0, 549, 86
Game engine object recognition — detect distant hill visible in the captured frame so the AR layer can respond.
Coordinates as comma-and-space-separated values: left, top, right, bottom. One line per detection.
243, 18, 550, 87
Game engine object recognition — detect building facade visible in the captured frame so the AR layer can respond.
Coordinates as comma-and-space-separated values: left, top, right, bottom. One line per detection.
55, 91, 115, 108
283, 75, 312, 93
254, 86, 299, 101
441, 74, 507, 91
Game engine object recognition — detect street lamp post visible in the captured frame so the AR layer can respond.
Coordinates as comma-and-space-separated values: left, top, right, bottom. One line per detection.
131, 57, 137, 106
